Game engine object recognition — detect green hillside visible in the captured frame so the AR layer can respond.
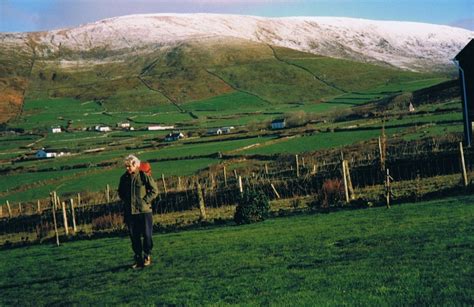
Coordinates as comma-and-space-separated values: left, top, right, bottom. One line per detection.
16, 38, 444, 114
0, 36, 461, 204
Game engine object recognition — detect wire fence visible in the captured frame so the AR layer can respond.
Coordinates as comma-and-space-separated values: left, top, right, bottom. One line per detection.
1, 140, 472, 243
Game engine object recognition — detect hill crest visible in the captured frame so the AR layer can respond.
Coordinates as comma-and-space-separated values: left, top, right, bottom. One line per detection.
2, 14, 473, 72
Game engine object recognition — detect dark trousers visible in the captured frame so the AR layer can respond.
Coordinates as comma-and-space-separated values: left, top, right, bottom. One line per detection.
127, 213, 153, 258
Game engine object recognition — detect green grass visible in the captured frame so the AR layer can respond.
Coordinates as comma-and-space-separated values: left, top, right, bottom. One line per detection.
0, 134, 274, 203
367, 78, 448, 93
0, 157, 220, 203
275, 47, 443, 93
12, 98, 105, 131
1, 195, 472, 305
241, 127, 403, 155
0, 168, 86, 194
140, 136, 277, 160
184, 91, 268, 112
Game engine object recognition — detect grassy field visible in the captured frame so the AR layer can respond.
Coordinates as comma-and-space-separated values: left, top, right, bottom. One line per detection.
0, 96, 464, 203
1, 195, 472, 305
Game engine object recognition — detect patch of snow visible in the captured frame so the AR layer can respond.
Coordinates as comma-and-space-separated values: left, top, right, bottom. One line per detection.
1, 14, 472, 71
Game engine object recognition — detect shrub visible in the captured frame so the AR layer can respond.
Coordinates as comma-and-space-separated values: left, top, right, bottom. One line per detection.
234, 189, 270, 225
320, 178, 345, 208
91, 213, 125, 231
310, 179, 345, 210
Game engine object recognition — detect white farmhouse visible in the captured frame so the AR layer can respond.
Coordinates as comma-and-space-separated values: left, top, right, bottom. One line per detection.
51, 126, 62, 133
165, 132, 185, 142
117, 122, 131, 129
148, 125, 175, 131
95, 125, 111, 132
36, 149, 69, 159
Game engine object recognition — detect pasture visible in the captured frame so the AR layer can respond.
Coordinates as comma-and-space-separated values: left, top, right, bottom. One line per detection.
0, 95, 465, 204
1, 195, 472, 305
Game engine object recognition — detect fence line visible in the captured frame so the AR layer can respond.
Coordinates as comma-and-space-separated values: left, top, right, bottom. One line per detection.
1, 143, 472, 240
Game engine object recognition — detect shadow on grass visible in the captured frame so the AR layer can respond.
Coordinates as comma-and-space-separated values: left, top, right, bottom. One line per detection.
0, 263, 131, 290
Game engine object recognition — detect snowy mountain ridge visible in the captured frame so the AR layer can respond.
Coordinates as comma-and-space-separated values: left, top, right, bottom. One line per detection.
2, 13, 473, 71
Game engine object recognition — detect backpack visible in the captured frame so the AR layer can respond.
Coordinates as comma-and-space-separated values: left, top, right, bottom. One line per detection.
139, 162, 152, 176
138, 162, 155, 193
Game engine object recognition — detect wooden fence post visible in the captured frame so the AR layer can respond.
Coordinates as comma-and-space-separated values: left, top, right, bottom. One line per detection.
344, 160, 355, 200
0, 203, 2, 218
106, 184, 110, 203
162, 174, 168, 194
6, 200, 12, 218
37, 200, 41, 213
210, 173, 216, 190
177, 177, 182, 191
70, 198, 77, 233
271, 183, 281, 199
77, 193, 81, 206
223, 166, 228, 186
342, 160, 350, 203
56, 195, 60, 210
196, 182, 206, 221
233, 169, 238, 179
18, 202, 22, 215
62, 201, 69, 235
295, 154, 300, 177
378, 136, 386, 171
265, 163, 269, 175
238, 176, 243, 194
50, 192, 60, 246
385, 169, 393, 208
460, 142, 468, 186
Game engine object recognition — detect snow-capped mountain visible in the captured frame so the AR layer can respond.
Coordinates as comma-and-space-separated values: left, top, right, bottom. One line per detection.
2, 14, 473, 71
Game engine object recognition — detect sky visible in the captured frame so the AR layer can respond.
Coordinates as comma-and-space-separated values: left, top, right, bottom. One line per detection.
1, 0, 473, 33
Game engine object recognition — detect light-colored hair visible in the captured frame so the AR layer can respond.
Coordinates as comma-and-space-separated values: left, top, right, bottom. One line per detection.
124, 154, 140, 167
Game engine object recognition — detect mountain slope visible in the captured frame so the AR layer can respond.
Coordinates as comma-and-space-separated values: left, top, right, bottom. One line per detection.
3, 14, 472, 71
0, 14, 470, 123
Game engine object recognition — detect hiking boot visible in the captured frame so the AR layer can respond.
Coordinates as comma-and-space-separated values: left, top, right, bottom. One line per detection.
131, 262, 142, 269
131, 255, 143, 269
143, 255, 151, 267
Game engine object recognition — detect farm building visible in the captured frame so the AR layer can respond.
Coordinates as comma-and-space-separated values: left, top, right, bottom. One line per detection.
148, 125, 175, 131
51, 126, 62, 133
207, 126, 234, 135
221, 126, 234, 133
454, 38, 474, 147
36, 149, 69, 159
207, 128, 223, 135
271, 119, 286, 129
95, 125, 111, 132
117, 122, 130, 129
165, 132, 185, 142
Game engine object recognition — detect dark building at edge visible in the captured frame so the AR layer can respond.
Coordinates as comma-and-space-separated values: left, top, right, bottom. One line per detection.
454, 39, 474, 147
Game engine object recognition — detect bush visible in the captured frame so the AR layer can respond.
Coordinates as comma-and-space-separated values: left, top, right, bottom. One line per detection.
310, 179, 345, 210
234, 189, 270, 225
320, 178, 345, 208
91, 213, 125, 231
